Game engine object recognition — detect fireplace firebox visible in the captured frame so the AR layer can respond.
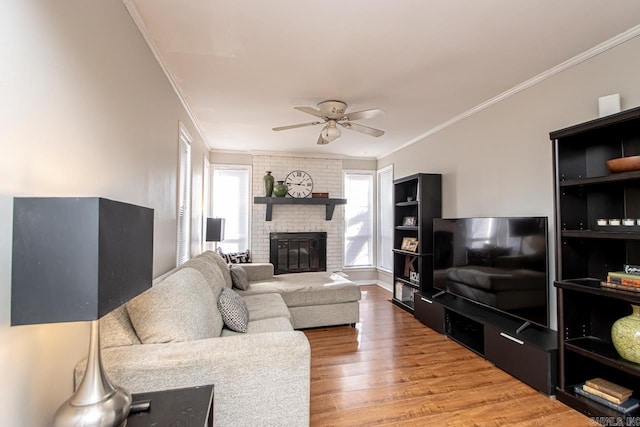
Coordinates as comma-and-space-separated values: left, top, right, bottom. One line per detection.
269, 232, 327, 275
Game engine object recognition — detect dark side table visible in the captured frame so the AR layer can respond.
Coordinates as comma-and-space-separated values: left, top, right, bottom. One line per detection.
127, 384, 214, 426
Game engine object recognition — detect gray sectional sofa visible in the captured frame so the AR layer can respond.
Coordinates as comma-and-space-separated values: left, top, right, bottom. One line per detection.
74, 251, 361, 427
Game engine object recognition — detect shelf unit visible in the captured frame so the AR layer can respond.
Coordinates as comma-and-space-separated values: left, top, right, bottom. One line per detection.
391, 173, 442, 312
550, 106, 640, 419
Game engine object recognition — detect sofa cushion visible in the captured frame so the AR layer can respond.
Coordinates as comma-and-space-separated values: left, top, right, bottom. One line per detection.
220, 317, 293, 336
218, 288, 249, 333
230, 265, 249, 290
240, 263, 274, 282
100, 305, 140, 348
238, 272, 361, 307
180, 252, 227, 297
127, 268, 223, 343
242, 293, 291, 321
202, 251, 233, 288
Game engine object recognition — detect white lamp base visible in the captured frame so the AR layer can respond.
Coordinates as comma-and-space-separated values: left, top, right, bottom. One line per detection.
53, 320, 131, 427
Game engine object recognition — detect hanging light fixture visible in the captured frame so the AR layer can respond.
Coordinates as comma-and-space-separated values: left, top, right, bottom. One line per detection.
321, 120, 341, 142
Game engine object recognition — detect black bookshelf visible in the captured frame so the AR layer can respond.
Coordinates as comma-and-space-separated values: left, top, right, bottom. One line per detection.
550, 106, 640, 419
391, 173, 441, 312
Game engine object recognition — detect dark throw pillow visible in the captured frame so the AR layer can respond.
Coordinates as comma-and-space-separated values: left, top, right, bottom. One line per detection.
217, 247, 251, 264
230, 264, 250, 290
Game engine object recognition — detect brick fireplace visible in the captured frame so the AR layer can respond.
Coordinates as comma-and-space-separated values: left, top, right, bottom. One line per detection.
251, 154, 344, 272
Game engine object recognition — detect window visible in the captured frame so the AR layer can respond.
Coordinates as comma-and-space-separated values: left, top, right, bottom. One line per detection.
344, 171, 374, 267
202, 156, 211, 252
212, 165, 251, 253
176, 123, 192, 266
377, 165, 393, 272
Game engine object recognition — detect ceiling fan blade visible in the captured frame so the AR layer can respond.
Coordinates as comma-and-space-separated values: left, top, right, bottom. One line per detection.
294, 106, 324, 118
340, 121, 385, 137
317, 134, 329, 145
343, 108, 385, 121
272, 121, 321, 131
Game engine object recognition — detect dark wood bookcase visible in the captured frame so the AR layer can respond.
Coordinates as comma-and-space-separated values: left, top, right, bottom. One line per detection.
550, 106, 640, 419
391, 173, 442, 312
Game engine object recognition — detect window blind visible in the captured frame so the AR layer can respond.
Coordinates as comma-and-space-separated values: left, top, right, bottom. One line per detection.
176, 126, 192, 266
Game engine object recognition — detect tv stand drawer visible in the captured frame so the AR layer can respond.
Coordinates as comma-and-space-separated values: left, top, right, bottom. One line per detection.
484, 325, 557, 395
414, 293, 444, 333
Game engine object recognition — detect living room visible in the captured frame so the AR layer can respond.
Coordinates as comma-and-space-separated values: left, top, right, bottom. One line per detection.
2, 1, 640, 426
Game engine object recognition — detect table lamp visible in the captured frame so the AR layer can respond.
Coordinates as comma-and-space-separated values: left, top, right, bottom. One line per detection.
11, 197, 154, 427
206, 217, 225, 249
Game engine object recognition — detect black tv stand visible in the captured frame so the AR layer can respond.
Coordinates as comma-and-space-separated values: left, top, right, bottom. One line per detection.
414, 290, 557, 395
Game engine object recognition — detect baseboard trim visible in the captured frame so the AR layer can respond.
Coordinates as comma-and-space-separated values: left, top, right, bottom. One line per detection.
354, 280, 392, 292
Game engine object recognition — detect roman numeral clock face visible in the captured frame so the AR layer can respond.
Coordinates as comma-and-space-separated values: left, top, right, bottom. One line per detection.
284, 170, 313, 198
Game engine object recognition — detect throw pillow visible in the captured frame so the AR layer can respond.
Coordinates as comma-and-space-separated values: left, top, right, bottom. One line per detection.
126, 268, 223, 343
218, 288, 249, 333
207, 251, 233, 288
179, 253, 226, 298
217, 247, 251, 264
230, 265, 250, 290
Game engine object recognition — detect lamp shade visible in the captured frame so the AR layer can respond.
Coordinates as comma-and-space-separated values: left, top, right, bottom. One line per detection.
11, 197, 154, 326
206, 217, 225, 242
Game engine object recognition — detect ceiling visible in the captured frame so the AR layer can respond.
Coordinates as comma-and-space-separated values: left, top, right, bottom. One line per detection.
127, 1, 640, 159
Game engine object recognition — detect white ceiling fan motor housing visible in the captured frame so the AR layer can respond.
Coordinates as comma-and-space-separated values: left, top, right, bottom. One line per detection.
317, 100, 347, 119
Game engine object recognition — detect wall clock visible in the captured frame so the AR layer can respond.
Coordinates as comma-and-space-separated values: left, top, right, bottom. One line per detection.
284, 170, 313, 198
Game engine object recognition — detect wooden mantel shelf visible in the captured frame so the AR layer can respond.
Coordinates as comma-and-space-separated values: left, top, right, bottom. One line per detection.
253, 197, 347, 221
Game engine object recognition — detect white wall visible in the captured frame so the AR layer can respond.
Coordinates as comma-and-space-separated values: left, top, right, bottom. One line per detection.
210, 150, 254, 166
0, 1, 208, 425
378, 35, 640, 329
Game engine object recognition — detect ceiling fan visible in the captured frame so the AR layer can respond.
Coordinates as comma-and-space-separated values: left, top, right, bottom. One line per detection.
272, 100, 385, 145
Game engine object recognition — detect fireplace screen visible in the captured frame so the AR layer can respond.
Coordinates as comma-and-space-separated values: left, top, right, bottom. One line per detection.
270, 232, 327, 274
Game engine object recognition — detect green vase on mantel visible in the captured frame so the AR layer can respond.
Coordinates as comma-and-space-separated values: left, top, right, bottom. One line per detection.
273, 180, 288, 197
263, 171, 274, 197
611, 304, 640, 363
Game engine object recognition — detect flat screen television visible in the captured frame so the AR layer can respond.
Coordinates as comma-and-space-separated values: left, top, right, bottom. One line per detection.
433, 216, 549, 329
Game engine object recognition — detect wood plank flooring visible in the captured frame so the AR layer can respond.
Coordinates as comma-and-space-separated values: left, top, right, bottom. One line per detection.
304, 285, 597, 426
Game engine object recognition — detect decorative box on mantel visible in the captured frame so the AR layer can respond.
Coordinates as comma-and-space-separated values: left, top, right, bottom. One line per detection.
253, 197, 347, 221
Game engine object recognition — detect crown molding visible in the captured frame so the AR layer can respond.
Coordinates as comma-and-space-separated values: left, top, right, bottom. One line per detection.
210, 148, 253, 155
209, 149, 377, 162
250, 150, 345, 160
123, 0, 211, 150
343, 155, 378, 162
379, 24, 640, 160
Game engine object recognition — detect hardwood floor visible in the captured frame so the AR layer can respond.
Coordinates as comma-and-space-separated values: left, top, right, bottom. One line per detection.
304, 285, 596, 426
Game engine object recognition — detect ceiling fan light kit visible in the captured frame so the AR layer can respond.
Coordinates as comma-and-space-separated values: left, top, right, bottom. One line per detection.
321, 120, 341, 142
273, 99, 385, 145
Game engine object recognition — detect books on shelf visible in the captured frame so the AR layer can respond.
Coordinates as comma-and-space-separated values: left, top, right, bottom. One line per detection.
586, 378, 633, 402
583, 384, 626, 404
574, 384, 639, 414
608, 271, 640, 286
602, 269, 640, 292
601, 281, 640, 293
